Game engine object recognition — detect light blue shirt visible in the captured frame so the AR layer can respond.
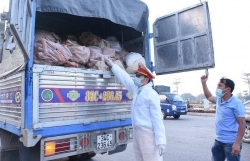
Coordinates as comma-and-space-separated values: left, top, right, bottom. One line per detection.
214, 96, 245, 143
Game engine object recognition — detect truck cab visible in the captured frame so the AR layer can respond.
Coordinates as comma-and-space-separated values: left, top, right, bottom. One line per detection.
159, 92, 187, 119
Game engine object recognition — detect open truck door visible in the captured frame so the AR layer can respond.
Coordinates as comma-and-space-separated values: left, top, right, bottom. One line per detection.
0, 0, 34, 78
153, 1, 214, 75
4, 0, 33, 59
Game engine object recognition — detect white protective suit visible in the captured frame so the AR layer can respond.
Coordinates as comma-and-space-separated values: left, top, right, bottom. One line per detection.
111, 64, 166, 161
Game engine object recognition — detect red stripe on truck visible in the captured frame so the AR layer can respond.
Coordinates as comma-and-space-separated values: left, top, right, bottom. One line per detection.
54, 88, 65, 103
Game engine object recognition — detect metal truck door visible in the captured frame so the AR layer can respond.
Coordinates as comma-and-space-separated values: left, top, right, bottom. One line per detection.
153, 1, 214, 75
7, 0, 34, 59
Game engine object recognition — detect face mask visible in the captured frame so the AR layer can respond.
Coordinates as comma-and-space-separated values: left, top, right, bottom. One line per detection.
215, 88, 228, 97
134, 77, 143, 87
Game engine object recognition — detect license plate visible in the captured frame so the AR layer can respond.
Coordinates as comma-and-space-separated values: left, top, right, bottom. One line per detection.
97, 134, 113, 150
181, 110, 186, 112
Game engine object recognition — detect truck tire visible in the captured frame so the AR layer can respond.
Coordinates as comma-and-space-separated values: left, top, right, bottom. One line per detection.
68, 152, 96, 161
161, 110, 166, 120
173, 115, 180, 119
243, 124, 250, 143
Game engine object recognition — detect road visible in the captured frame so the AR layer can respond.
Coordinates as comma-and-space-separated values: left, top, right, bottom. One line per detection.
57, 115, 250, 161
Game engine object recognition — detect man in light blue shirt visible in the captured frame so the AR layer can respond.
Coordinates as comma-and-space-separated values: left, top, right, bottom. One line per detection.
201, 76, 246, 161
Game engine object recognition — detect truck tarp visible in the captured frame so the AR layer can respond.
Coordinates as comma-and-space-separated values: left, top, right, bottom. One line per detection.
36, 0, 149, 32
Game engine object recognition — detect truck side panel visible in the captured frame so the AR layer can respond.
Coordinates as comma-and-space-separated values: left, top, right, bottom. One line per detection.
0, 72, 25, 129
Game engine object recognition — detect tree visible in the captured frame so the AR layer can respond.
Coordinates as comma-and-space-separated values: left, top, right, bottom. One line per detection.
242, 72, 250, 94
181, 93, 195, 101
173, 78, 181, 94
196, 93, 205, 102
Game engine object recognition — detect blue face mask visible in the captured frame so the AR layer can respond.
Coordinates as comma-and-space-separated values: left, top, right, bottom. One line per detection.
216, 88, 227, 97
134, 77, 143, 87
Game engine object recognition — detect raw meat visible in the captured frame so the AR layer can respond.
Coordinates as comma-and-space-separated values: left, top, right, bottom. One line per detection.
106, 36, 122, 51
35, 30, 61, 43
34, 38, 72, 65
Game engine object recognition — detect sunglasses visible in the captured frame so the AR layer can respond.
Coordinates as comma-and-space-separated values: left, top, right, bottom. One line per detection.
135, 73, 146, 78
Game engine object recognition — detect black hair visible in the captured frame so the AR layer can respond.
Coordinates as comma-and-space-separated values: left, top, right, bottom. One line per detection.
142, 75, 151, 83
220, 77, 235, 93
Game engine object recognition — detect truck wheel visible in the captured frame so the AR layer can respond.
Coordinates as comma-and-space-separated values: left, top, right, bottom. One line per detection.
161, 110, 166, 120
173, 115, 180, 119
243, 124, 250, 143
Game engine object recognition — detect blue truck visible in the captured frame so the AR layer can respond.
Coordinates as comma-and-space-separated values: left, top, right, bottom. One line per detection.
155, 85, 187, 119
159, 92, 188, 119
0, 0, 214, 160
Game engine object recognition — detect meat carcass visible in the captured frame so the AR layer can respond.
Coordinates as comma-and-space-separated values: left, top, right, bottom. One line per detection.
34, 38, 72, 65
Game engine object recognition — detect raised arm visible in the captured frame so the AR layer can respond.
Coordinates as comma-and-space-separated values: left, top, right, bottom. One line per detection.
105, 58, 136, 94
111, 64, 137, 94
201, 75, 215, 103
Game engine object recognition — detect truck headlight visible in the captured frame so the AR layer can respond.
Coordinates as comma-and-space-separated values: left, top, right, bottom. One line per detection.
172, 105, 177, 110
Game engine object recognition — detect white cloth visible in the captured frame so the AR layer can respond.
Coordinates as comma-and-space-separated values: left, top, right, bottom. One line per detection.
133, 127, 163, 161
111, 64, 166, 160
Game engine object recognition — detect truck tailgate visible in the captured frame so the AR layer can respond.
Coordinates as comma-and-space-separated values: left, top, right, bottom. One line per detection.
32, 65, 132, 129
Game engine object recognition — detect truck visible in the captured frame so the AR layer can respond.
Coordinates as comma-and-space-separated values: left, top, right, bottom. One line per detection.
159, 92, 188, 119
154, 86, 187, 119
0, 0, 214, 160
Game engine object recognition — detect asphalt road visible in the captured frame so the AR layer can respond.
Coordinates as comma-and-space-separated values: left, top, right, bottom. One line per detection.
57, 115, 250, 161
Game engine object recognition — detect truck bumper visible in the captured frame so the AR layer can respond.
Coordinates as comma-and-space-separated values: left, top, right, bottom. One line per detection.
40, 126, 133, 161
166, 110, 187, 116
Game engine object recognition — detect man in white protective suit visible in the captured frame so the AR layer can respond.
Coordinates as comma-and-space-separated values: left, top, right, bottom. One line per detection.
105, 58, 166, 161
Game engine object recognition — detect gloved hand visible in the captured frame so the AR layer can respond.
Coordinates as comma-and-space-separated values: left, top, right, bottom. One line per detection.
105, 57, 114, 67
158, 144, 166, 156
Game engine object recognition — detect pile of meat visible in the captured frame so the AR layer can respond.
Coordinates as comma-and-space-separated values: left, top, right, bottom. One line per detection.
34, 30, 145, 73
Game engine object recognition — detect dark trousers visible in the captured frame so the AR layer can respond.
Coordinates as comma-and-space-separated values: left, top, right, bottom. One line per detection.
211, 140, 242, 161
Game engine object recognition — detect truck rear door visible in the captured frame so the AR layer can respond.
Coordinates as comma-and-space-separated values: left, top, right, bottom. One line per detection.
7, 0, 34, 59
153, 1, 214, 75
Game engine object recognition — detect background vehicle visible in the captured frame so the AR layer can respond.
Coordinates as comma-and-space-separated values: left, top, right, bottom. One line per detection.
0, 0, 214, 160
159, 92, 188, 119
242, 95, 250, 103
243, 100, 250, 143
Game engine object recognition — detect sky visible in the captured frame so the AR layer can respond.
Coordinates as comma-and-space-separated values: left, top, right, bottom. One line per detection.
1, 0, 250, 96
